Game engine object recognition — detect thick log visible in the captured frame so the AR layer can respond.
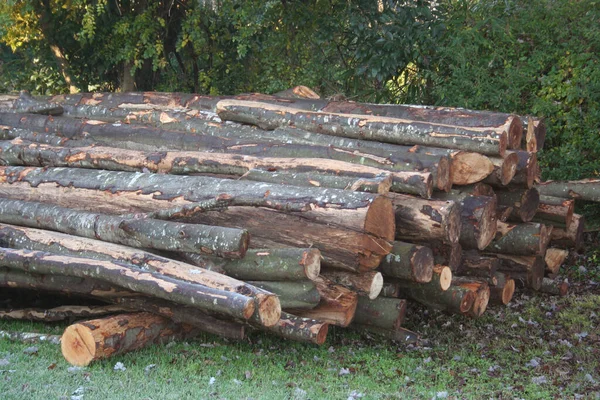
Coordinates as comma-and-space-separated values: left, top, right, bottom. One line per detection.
457, 251, 500, 280
352, 297, 407, 331
545, 248, 569, 275
452, 279, 490, 318
260, 312, 328, 345
180, 248, 321, 281
0, 305, 129, 322
216, 100, 509, 156
12, 91, 63, 115
536, 179, 600, 202
533, 196, 574, 227
246, 281, 320, 310
0, 330, 61, 345
0, 248, 257, 321
1, 128, 95, 147
413, 240, 462, 272
351, 324, 418, 343
290, 276, 358, 327
495, 188, 540, 222
397, 279, 474, 315
378, 241, 433, 283
539, 278, 569, 296
510, 151, 539, 189
488, 272, 515, 305
61, 312, 198, 366
494, 254, 545, 290
387, 193, 462, 244
0, 166, 394, 272
550, 214, 585, 250
484, 152, 519, 187
320, 269, 383, 300
489, 221, 552, 256
0, 198, 248, 258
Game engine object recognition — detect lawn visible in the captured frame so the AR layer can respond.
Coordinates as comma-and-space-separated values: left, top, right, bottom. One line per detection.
1, 256, 599, 399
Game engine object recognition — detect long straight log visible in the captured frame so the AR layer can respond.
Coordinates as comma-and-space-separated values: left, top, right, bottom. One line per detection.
0, 199, 248, 258
536, 179, 600, 202
545, 248, 569, 275
260, 312, 328, 345
494, 254, 545, 290
533, 196, 574, 227
378, 241, 433, 283
352, 297, 406, 331
550, 213, 585, 250
290, 276, 358, 327
320, 269, 383, 300
61, 312, 198, 366
386, 193, 462, 244
216, 100, 509, 156
246, 281, 320, 310
488, 272, 515, 305
12, 91, 63, 115
484, 152, 519, 187
495, 188, 540, 222
0, 166, 394, 272
0, 248, 257, 321
0, 305, 129, 322
489, 221, 552, 256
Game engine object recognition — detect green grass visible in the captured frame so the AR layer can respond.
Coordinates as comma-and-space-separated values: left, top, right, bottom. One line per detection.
1, 259, 600, 399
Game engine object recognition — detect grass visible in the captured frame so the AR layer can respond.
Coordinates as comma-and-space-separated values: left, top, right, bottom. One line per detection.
1, 251, 600, 399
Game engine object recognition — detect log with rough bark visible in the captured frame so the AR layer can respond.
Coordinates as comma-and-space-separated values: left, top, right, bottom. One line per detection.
386, 193, 462, 245
494, 254, 545, 291
351, 324, 418, 343
488, 221, 552, 256
488, 272, 515, 305
0, 330, 61, 345
484, 152, 519, 187
495, 188, 540, 222
12, 91, 63, 115
0, 248, 259, 321
61, 312, 198, 366
246, 280, 320, 310
216, 100, 509, 156
260, 312, 328, 345
533, 196, 575, 227
539, 278, 569, 296
0, 198, 248, 258
397, 278, 474, 315
180, 248, 321, 281
290, 276, 358, 327
352, 297, 407, 331
544, 248, 569, 275
509, 151, 539, 189
377, 241, 434, 283
0, 305, 129, 322
0, 166, 394, 272
456, 251, 500, 280
319, 269, 383, 300
550, 213, 585, 250
536, 179, 600, 202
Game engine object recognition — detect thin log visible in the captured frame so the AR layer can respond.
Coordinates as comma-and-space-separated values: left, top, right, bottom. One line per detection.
246, 281, 320, 310
0, 330, 61, 345
216, 100, 509, 156
536, 179, 600, 202
539, 278, 569, 296
0, 305, 129, 322
488, 272, 515, 305
550, 214, 585, 250
484, 151, 519, 187
290, 276, 358, 327
352, 297, 407, 331
533, 196, 574, 227
61, 312, 198, 366
259, 312, 328, 345
545, 248, 569, 275
0, 166, 394, 272
386, 193, 462, 244
494, 254, 545, 290
351, 324, 418, 343
0, 198, 248, 258
378, 241, 434, 283
0, 248, 257, 321
495, 188, 540, 222
320, 269, 383, 300
489, 221, 552, 256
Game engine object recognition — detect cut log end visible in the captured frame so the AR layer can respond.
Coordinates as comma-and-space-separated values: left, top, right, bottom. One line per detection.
508, 116, 523, 150
450, 152, 494, 185
447, 201, 463, 245
476, 198, 498, 250
61, 324, 96, 367
500, 152, 519, 186
436, 266, 453, 291
501, 278, 516, 305
255, 294, 282, 327
364, 196, 395, 242
413, 246, 435, 283
436, 156, 452, 192
302, 249, 322, 281
460, 291, 476, 314
519, 188, 540, 222
314, 322, 330, 345
368, 272, 384, 300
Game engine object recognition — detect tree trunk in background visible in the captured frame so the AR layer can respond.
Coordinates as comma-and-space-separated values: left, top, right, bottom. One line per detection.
121, 61, 136, 92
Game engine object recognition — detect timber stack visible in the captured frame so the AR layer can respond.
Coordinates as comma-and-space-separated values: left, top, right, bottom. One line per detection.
0, 87, 593, 365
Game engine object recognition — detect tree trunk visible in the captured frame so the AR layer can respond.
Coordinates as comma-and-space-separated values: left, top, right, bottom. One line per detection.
544, 248, 569, 275
377, 241, 434, 283
216, 100, 509, 156
0, 198, 248, 258
319, 269, 383, 300
489, 221, 552, 256
413, 241, 462, 272
495, 188, 540, 222
12, 91, 63, 115
352, 297, 406, 331
246, 281, 320, 310
259, 312, 328, 344
397, 279, 474, 315
386, 193, 462, 245
0, 166, 394, 272
61, 312, 198, 366
290, 276, 358, 327
0, 305, 128, 322
484, 152, 518, 187
121, 61, 136, 92
536, 179, 600, 202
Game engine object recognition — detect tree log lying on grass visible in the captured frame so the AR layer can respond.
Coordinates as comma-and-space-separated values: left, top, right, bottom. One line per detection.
260, 312, 329, 345
352, 297, 407, 331
488, 272, 515, 305
320, 269, 383, 300
377, 241, 434, 283
539, 278, 569, 296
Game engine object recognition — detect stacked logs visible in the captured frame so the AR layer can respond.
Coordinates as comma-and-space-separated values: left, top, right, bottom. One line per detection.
0, 88, 592, 365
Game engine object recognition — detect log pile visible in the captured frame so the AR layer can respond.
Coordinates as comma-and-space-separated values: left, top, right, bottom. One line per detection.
0, 88, 593, 365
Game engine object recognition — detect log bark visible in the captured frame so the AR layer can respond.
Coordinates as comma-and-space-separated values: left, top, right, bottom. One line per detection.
12, 91, 63, 115
259, 312, 328, 345
61, 312, 198, 366
539, 278, 569, 296
377, 241, 434, 283
397, 279, 474, 315
495, 188, 540, 222
489, 221, 552, 256
0, 198, 248, 258
484, 151, 519, 187
180, 248, 321, 281
456, 251, 500, 280
246, 281, 320, 310
533, 196, 574, 227
380, 281, 400, 298
0, 305, 128, 322
351, 324, 418, 343
545, 248, 569, 274
0, 330, 61, 345
290, 276, 358, 327
386, 193, 462, 245
352, 297, 406, 331
320, 269, 383, 300
0, 248, 257, 321
536, 179, 600, 202
550, 214, 585, 250
488, 272, 515, 305
494, 254, 545, 290
0, 166, 394, 272
509, 151, 539, 189
216, 100, 509, 156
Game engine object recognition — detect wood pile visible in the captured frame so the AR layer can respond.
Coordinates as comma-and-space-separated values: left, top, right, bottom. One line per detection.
0, 88, 593, 366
